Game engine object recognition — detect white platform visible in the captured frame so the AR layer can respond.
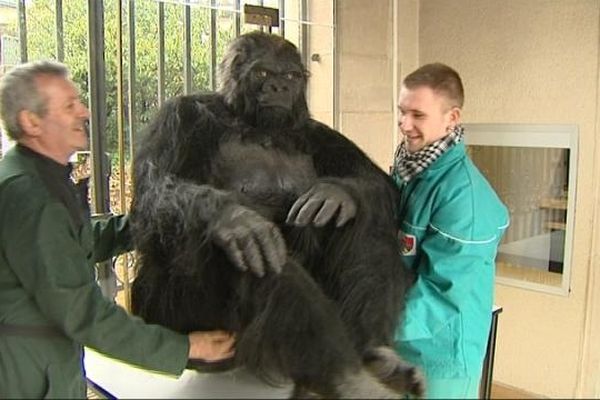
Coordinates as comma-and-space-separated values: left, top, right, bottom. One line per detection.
498, 232, 562, 270
84, 348, 294, 399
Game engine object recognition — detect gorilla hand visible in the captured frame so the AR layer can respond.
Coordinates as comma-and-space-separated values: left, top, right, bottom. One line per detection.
210, 204, 287, 277
286, 182, 357, 228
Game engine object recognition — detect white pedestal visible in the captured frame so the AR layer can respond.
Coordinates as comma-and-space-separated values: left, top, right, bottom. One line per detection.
84, 348, 294, 399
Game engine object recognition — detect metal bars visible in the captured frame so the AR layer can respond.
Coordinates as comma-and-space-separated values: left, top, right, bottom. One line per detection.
157, 2, 166, 106
127, 0, 136, 161
87, 0, 109, 215
88, 0, 117, 300
183, 4, 193, 94
12, 0, 335, 305
116, 0, 132, 309
17, 0, 26, 62
55, 0, 64, 61
210, 0, 217, 90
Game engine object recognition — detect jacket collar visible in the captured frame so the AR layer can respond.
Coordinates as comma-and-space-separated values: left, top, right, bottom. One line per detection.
14, 144, 73, 179
414, 141, 466, 179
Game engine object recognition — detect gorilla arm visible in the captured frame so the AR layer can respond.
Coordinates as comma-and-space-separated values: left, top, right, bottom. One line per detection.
287, 121, 399, 228
131, 95, 285, 277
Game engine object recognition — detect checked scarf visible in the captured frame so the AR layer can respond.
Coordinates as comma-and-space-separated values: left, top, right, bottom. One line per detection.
392, 125, 464, 182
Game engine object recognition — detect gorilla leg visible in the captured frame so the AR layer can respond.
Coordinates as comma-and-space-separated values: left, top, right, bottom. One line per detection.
292, 222, 405, 351
232, 259, 402, 398
132, 253, 402, 398
308, 223, 424, 397
131, 254, 241, 334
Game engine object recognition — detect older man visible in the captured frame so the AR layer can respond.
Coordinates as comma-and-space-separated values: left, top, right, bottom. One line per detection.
0, 60, 235, 398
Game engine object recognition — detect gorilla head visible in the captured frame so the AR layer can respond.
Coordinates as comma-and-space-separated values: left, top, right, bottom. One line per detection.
218, 31, 310, 129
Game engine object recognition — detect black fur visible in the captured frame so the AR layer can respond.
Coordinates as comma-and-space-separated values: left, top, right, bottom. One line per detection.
130, 31, 422, 398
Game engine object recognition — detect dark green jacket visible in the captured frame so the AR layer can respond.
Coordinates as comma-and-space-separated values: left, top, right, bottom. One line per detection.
0, 145, 188, 399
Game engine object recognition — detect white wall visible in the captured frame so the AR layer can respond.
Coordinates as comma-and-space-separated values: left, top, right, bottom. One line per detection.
337, 0, 396, 171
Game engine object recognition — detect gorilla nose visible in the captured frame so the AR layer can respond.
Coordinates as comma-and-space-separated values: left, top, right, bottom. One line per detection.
266, 80, 289, 93
271, 84, 287, 93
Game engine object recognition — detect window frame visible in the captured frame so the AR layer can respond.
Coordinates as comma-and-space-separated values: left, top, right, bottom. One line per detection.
464, 123, 579, 296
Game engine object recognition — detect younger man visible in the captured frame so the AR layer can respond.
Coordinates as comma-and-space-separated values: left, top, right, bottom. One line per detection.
392, 63, 509, 398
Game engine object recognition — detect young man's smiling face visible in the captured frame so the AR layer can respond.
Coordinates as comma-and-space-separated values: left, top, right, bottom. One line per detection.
398, 84, 461, 153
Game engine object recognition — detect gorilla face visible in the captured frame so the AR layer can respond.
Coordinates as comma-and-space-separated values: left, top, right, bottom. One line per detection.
218, 32, 310, 129
247, 57, 306, 128
251, 62, 304, 111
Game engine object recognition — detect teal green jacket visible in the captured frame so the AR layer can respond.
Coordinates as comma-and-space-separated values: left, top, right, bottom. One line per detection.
392, 141, 509, 379
0, 146, 189, 398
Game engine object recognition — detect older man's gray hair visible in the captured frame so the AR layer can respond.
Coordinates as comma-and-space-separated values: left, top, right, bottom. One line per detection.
0, 60, 69, 140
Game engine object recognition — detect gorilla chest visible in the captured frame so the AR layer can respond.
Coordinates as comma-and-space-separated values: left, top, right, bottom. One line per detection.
212, 140, 317, 211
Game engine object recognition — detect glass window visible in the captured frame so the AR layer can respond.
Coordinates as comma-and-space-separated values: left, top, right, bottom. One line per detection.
464, 124, 578, 296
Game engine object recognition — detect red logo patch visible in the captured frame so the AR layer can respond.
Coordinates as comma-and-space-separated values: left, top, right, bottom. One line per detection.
398, 230, 417, 256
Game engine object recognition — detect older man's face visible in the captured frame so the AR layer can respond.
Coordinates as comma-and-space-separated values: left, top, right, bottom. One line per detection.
34, 74, 90, 162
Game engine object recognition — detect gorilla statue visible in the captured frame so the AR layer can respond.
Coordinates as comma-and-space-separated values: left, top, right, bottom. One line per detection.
130, 31, 423, 398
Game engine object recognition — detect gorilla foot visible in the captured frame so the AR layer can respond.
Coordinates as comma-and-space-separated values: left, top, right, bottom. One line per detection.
363, 346, 425, 398
290, 384, 321, 399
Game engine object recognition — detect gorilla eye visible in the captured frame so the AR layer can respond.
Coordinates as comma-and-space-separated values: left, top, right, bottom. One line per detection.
254, 69, 269, 79
283, 71, 302, 81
